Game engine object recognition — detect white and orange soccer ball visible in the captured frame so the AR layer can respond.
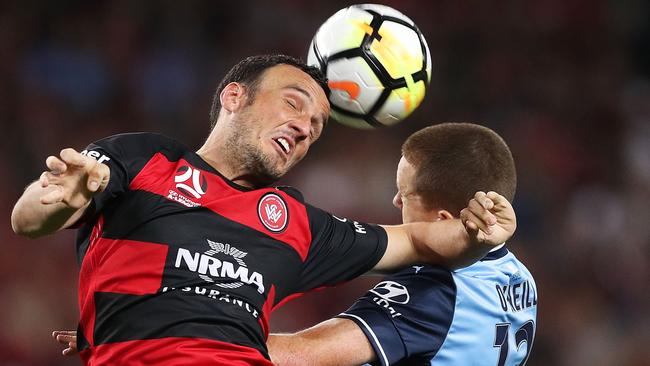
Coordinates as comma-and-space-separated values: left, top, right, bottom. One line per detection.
308, 4, 432, 129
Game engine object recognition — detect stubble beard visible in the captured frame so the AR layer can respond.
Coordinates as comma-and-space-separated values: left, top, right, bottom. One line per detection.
224, 113, 285, 187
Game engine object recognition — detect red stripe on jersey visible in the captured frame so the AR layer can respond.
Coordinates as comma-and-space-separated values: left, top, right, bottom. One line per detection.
92, 238, 168, 293
129, 153, 312, 260
259, 285, 276, 339
78, 233, 167, 345
78, 215, 104, 345
271, 285, 328, 312
79, 337, 274, 366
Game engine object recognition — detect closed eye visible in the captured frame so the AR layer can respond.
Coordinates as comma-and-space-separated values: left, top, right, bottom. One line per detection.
285, 99, 297, 110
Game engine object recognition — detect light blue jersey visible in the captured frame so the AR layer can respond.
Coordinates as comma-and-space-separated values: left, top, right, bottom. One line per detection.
339, 246, 537, 366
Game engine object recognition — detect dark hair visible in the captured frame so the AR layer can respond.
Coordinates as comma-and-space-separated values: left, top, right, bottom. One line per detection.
209, 54, 329, 129
402, 122, 516, 216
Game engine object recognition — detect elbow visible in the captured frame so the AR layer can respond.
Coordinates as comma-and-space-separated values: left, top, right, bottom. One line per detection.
11, 219, 36, 239
11, 208, 44, 239
15, 228, 46, 239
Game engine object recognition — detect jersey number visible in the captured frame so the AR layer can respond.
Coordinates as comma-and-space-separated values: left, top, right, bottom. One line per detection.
493, 321, 535, 366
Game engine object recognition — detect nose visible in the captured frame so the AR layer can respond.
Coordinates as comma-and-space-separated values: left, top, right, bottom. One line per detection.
287, 117, 311, 142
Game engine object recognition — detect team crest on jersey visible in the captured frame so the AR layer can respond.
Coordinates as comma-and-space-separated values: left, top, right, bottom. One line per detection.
370, 281, 410, 304
257, 193, 289, 233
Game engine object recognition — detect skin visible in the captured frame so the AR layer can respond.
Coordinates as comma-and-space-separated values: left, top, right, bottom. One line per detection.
12, 63, 511, 271
267, 157, 491, 366
196, 64, 330, 188
10, 64, 329, 237
52, 158, 513, 362
18, 60, 512, 359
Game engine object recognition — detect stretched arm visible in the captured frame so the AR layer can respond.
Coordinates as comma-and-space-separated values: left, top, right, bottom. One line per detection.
53, 323, 373, 365
269, 318, 374, 366
11, 148, 110, 238
374, 191, 516, 271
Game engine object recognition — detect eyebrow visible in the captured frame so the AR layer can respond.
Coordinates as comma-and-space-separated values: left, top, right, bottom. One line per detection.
286, 85, 313, 102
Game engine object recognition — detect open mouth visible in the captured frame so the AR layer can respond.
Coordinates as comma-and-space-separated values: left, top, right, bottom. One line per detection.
273, 137, 291, 155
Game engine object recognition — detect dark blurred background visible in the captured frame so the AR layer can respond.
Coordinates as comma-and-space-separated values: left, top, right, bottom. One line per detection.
1, 0, 648, 365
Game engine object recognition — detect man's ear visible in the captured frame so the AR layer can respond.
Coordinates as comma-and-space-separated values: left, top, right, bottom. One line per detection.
437, 209, 454, 221
220, 82, 247, 113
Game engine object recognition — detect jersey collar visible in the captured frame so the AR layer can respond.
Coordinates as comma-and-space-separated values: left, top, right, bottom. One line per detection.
481, 244, 509, 261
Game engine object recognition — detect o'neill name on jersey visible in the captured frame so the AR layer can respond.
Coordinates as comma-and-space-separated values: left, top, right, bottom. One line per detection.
495, 279, 537, 312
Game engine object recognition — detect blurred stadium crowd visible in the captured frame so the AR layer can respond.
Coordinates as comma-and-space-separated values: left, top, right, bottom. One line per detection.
0, 1, 648, 365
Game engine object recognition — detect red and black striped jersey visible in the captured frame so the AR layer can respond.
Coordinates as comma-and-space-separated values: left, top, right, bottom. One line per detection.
73, 133, 388, 365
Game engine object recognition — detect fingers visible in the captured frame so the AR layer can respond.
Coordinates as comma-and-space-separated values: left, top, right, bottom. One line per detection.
460, 207, 479, 232
63, 346, 78, 356
473, 191, 495, 212
486, 191, 507, 210
42, 147, 111, 195
52, 330, 77, 338
53, 330, 78, 356
40, 185, 64, 204
86, 161, 110, 192
461, 206, 493, 235
59, 148, 88, 168
58, 148, 110, 192
56, 334, 77, 343
461, 191, 499, 235
39, 171, 50, 188
46, 155, 68, 175
469, 192, 496, 222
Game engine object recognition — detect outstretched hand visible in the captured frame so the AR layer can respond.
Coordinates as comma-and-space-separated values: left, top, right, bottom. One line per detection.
52, 330, 78, 356
460, 191, 516, 246
39, 148, 110, 209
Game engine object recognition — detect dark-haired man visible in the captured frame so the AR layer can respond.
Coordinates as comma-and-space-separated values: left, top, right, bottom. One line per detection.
13, 55, 514, 365
268, 123, 537, 365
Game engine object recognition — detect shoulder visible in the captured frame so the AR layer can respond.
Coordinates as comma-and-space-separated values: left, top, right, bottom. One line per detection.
275, 186, 305, 204
382, 265, 456, 302
89, 132, 189, 160
93, 132, 182, 150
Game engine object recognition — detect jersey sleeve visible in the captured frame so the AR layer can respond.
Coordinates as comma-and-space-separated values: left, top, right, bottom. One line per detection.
291, 206, 388, 293
77, 132, 175, 222
337, 265, 457, 366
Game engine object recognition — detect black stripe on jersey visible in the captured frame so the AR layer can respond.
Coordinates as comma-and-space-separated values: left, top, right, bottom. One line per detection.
92, 291, 270, 358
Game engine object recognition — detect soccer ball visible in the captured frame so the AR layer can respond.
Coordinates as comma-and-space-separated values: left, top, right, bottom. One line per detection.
308, 4, 432, 129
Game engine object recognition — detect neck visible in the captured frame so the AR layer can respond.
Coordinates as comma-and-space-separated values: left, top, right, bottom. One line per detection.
196, 130, 256, 189
489, 243, 506, 252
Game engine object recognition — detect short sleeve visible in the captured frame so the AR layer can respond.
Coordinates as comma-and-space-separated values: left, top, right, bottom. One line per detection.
338, 265, 457, 366
291, 206, 388, 293
77, 132, 174, 222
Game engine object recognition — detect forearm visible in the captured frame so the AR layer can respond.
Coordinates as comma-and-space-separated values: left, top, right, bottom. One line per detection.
268, 334, 313, 366
11, 182, 86, 238
269, 318, 375, 366
407, 219, 493, 269
378, 220, 493, 271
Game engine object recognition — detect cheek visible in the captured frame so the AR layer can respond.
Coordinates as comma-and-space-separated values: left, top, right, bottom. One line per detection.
290, 143, 310, 164
403, 202, 427, 222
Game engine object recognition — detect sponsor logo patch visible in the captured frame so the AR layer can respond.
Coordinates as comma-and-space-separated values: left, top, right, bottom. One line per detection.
174, 240, 265, 294
174, 166, 208, 199
167, 165, 208, 207
370, 281, 410, 304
